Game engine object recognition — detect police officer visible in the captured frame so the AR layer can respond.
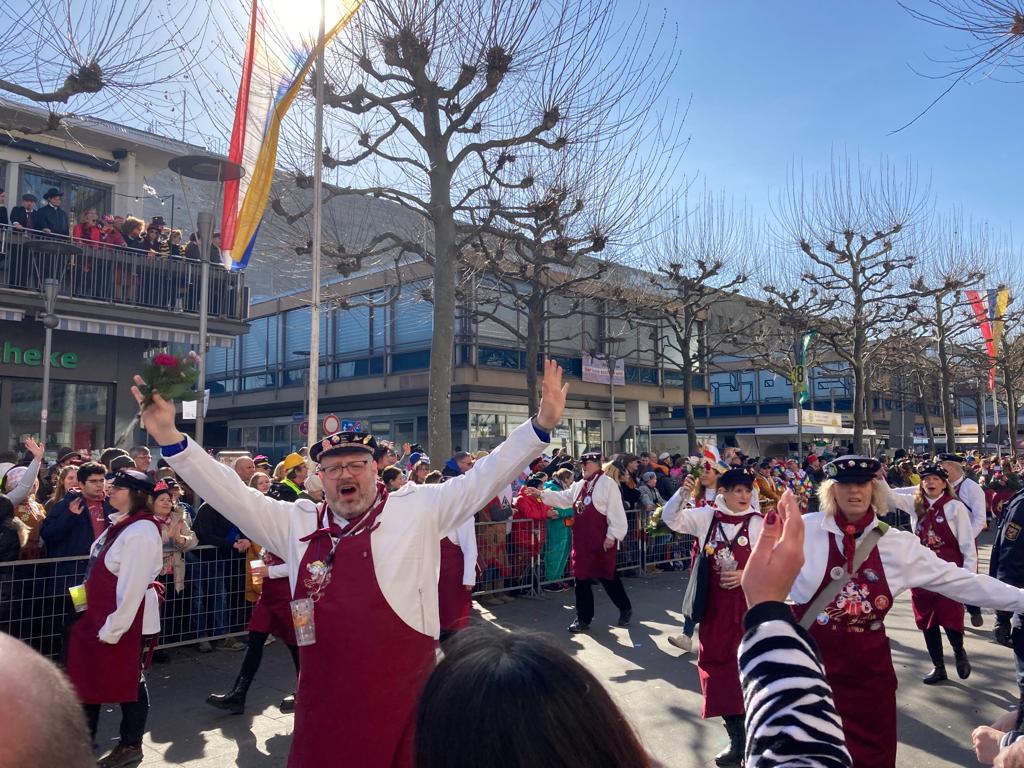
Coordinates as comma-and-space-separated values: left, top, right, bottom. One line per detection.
990, 487, 1024, 690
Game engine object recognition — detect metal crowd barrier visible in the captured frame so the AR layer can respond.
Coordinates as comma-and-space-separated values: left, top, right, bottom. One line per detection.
1, 520, 701, 658
0, 224, 248, 320
0, 545, 252, 659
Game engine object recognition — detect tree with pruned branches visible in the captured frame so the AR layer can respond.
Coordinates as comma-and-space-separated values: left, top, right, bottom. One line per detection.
272, 0, 678, 458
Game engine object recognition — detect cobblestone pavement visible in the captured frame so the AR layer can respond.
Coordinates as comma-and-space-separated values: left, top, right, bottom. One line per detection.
99, 533, 1018, 767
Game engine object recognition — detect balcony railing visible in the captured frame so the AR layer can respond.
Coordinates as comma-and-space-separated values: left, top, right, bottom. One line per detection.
0, 224, 249, 321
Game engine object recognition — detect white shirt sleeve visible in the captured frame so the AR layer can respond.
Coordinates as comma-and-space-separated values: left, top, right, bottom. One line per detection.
268, 563, 289, 579
598, 475, 628, 542
541, 479, 582, 509
663, 502, 714, 538
5, 456, 41, 506
454, 518, 478, 586
98, 521, 164, 644
949, 500, 977, 574
957, 479, 987, 538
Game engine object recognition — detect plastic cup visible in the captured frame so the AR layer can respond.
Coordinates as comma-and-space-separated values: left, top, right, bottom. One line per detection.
250, 559, 265, 586
68, 584, 87, 613
290, 597, 316, 646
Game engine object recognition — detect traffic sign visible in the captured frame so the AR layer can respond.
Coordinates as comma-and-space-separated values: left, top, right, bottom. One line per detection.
299, 420, 308, 436
323, 413, 341, 434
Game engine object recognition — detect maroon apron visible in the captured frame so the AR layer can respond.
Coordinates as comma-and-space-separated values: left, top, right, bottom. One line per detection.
571, 472, 617, 581
438, 537, 472, 632
697, 513, 755, 718
248, 551, 298, 645
67, 513, 161, 705
911, 496, 965, 632
289, 501, 438, 768
794, 533, 897, 768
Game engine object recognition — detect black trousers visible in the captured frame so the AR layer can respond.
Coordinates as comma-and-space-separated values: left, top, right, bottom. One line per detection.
922, 624, 966, 665
239, 630, 300, 680
575, 576, 631, 624
83, 679, 149, 747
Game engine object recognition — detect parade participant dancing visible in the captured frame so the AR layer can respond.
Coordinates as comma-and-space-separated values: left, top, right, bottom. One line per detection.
66, 469, 163, 768
938, 452, 987, 627
791, 456, 1024, 768
661, 466, 764, 767
888, 464, 976, 684
132, 360, 568, 768
529, 450, 632, 633
206, 545, 301, 714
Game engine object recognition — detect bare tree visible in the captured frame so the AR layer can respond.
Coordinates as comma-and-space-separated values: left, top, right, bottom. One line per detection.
646, 190, 755, 453
0, 0, 207, 132
774, 153, 931, 453
276, 0, 678, 458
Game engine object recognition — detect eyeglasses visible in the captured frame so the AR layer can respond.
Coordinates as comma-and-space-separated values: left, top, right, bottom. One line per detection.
319, 459, 372, 478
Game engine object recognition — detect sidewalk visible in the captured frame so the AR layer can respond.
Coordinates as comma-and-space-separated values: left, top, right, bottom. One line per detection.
100, 535, 1020, 767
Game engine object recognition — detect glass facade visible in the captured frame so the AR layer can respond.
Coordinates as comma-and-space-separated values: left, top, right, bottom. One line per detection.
8, 378, 111, 451
18, 168, 112, 226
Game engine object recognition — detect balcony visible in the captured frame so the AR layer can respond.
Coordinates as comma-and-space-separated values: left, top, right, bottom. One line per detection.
0, 225, 249, 344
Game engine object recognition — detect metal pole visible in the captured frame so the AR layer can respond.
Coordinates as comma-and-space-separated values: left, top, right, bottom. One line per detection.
993, 383, 1001, 458
308, 0, 326, 447
40, 324, 52, 441
195, 182, 222, 447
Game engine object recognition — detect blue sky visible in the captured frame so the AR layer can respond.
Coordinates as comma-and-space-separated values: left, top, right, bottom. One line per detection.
663, 1, 1021, 238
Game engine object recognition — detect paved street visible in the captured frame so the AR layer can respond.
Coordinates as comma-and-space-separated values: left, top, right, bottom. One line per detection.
102, 534, 1019, 767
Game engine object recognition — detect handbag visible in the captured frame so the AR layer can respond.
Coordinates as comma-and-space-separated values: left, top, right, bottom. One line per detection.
680, 518, 718, 624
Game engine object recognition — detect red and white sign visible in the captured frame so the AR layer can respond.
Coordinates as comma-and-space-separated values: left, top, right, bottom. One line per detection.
322, 413, 341, 434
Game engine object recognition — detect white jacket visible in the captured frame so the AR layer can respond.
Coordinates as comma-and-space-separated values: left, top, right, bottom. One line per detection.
166, 418, 547, 638
540, 473, 627, 541
888, 488, 977, 573
662, 493, 764, 548
90, 513, 164, 643
791, 512, 1024, 612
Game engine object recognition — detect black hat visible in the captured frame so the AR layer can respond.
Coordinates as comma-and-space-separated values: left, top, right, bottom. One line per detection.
109, 454, 136, 473
580, 451, 603, 464
310, 431, 378, 463
823, 455, 882, 484
56, 446, 84, 465
936, 453, 964, 464
20, 192, 37, 202
918, 463, 948, 480
107, 469, 156, 494
719, 467, 756, 488
42, 187, 62, 200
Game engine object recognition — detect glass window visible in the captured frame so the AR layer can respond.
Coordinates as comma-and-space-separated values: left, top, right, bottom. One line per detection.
392, 349, 430, 372
759, 370, 793, 403
242, 426, 258, 447
283, 306, 328, 359
242, 316, 279, 370
475, 279, 521, 343
478, 346, 523, 369
18, 168, 112, 227
394, 420, 414, 448
336, 304, 371, 356
547, 295, 582, 353
9, 379, 110, 450
394, 283, 433, 349
228, 427, 242, 447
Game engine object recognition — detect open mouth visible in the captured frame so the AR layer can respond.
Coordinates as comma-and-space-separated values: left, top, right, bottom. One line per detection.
338, 483, 358, 498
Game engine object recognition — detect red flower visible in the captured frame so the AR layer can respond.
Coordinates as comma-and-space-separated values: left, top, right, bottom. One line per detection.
153, 353, 179, 368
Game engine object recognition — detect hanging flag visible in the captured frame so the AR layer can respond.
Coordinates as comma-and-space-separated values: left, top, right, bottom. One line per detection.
992, 287, 1010, 357
791, 331, 816, 406
220, 0, 365, 271
967, 288, 1008, 390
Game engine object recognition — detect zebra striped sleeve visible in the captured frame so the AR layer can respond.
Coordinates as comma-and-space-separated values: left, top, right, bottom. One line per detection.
739, 602, 852, 768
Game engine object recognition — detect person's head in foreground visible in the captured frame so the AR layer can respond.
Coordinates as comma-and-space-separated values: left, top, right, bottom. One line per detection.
416, 627, 651, 768
0, 632, 93, 767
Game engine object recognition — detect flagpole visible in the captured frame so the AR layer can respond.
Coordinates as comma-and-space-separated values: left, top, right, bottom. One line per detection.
308, 0, 325, 449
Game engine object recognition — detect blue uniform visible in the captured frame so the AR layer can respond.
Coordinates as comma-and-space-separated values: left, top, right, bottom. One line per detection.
991, 489, 1024, 690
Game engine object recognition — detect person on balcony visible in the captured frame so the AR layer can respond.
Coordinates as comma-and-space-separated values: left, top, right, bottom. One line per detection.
9, 192, 36, 230
72, 210, 102, 243
99, 215, 126, 247
35, 188, 69, 237
0, 189, 8, 226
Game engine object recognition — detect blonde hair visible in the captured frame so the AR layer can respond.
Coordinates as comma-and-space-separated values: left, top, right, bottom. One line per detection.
913, 476, 957, 518
602, 462, 622, 483
553, 468, 574, 486
817, 478, 888, 519
248, 471, 271, 489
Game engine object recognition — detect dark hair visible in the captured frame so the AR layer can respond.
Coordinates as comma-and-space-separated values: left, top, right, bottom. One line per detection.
125, 490, 153, 514
381, 466, 403, 486
525, 473, 546, 489
0, 495, 13, 525
423, 470, 444, 484
416, 628, 651, 768
76, 462, 106, 484
99, 448, 128, 470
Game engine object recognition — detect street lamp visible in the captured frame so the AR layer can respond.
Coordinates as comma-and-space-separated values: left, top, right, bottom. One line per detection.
37, 278, 60, 442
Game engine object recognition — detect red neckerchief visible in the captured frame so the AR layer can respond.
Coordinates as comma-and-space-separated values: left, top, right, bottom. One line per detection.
835, 508, 874, 573
301, 480, 390, 544
575, 471, 603, 510
918, 493, 952, 536
712, 508, 759, 524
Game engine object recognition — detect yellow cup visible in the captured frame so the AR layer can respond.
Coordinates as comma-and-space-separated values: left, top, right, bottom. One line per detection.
68, 584, 87, 613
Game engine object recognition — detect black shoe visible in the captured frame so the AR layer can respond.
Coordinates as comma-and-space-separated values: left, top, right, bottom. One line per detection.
279, 693, 295, 713
922, 666, 948, 685
971, 611, 984, 628
616, 610, 633, 627
568, 620, 591, 633
206, 675, 253, 714
714, 717, 745, 767
955, 650, 972, 679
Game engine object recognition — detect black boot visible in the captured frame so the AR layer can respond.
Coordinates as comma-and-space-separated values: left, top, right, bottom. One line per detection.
279, 693, 296, 713
714, 715, 745, 767
206, 676, 252, 714
947, 629, 972, 679
922, 627, 947, 685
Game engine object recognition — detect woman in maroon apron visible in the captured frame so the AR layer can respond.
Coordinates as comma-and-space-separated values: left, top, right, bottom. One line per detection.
662, 466, 763, 767
438, 517, 477, 642
66, 469, 163, 768
793, 456, 1024, 768
206, 548, 300, 713
908, 463, 975, 684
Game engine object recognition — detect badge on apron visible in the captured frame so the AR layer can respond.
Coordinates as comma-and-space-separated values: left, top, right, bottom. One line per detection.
869, 621, 883, 631
816, 612, 830, 625
583, 496, 592, 506
829, 566, 845, 581
737, 536, 749, 547
705, 544, 716, 556
874, 595, 889, 610
935, 515, 944, 523
862, 569, 879, 583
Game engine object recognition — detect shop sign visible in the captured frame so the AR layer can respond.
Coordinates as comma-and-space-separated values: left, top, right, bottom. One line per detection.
1, 341, 78, 369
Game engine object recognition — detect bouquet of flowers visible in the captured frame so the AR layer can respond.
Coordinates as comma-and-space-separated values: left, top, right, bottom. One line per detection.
137, 351, 200, 408
686, 455, 703, 480
645, 505, 673, 537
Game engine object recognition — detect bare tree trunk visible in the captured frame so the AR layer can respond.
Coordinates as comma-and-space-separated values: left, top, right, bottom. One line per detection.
426, 162, 456, 459
683, 366, 698, 454
852, 356, 867, 454
934, 297, 957, 452
524, 293, 544, 415
917, 375, 936, 454
974, 386, 986, 453
1004, 374, 1018, 457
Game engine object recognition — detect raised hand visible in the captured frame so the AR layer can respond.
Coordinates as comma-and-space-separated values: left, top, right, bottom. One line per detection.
131, 373, 185, 446
536, 359, 568, 431
741, 489, 805, 608
23, 436, 44, 461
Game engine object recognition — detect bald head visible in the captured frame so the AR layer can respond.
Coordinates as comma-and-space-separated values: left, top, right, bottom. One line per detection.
0, 633, 93, 767
234, 456, 256, 483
